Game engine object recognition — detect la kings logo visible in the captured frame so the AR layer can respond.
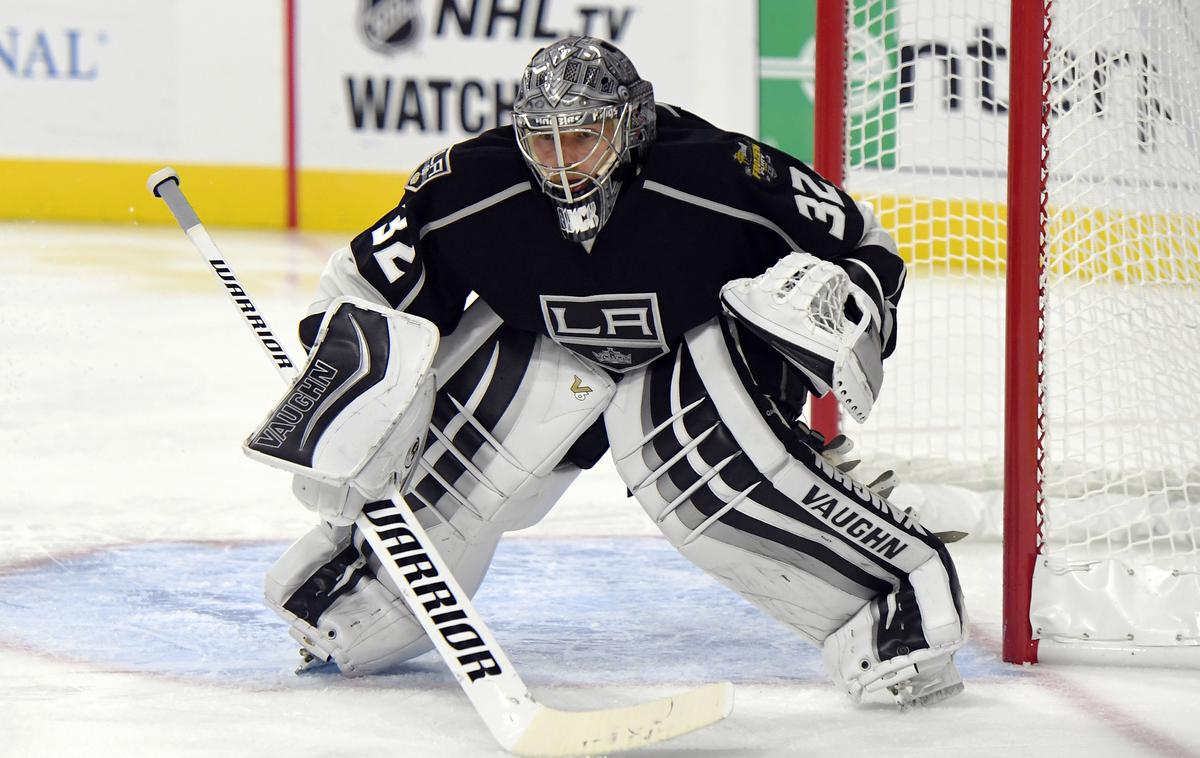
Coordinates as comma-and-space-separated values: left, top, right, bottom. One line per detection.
541, 293, 667, 373
406, 146, 453, 191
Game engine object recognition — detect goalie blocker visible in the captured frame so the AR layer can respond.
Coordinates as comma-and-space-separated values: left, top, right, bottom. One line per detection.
244, 297, 438, 511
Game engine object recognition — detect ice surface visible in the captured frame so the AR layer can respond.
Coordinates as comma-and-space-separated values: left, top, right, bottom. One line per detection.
2, 221, 1198, 757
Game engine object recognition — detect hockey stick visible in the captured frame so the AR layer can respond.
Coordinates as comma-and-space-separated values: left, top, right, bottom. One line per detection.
147, 167, 734, 757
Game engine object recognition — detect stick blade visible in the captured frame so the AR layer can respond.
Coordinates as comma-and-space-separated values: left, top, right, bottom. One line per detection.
508, 681, 734, 757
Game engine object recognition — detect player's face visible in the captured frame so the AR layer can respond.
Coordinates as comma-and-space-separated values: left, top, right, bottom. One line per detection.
526, 118, 619, 193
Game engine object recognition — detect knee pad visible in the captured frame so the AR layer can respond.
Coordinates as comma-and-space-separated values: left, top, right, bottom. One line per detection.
605, 318, 966, 649
268, 301, 615, 675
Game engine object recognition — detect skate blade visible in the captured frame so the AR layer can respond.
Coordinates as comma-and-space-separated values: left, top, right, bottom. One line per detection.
896, 680, 965, 712
294, 647, 332, 674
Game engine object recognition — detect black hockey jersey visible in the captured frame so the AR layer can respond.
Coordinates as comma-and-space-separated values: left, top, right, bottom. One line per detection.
303, 105, 905, 376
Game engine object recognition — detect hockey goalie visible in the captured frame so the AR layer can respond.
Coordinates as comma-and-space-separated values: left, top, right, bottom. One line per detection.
245, 35, 967, 710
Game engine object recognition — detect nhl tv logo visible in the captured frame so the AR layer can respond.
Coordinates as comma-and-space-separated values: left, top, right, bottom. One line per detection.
359, 0, 421, 54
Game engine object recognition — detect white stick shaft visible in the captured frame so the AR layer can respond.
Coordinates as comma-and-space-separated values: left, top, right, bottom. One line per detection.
359, 496, 736, 755
355, 500, 542, 749
150, 169, 298, 383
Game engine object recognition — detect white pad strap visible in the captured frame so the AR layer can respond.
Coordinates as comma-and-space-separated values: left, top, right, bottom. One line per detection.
721, 252, 883, 422
244, 297, 439, 499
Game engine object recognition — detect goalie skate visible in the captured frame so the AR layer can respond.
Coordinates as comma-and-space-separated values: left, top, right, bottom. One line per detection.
820, 565, 967, 710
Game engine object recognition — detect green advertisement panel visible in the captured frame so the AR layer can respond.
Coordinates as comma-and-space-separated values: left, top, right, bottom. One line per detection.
847, 0, 898, 167
758, 0, 897, 169
758, 0, 816, 162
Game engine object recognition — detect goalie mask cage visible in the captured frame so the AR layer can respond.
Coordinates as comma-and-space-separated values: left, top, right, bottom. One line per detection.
813, 0, 1200, 665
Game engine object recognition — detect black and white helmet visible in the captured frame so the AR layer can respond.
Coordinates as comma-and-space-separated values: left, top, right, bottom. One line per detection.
513, 37, 656, 242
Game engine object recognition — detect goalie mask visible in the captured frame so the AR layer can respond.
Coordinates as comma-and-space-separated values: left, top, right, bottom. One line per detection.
513, 36, 656, 242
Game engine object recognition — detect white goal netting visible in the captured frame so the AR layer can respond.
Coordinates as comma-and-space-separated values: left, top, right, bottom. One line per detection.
835, 0, 1200, 656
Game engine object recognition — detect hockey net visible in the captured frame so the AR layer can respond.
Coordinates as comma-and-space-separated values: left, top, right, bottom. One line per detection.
821, 0, 1200, 663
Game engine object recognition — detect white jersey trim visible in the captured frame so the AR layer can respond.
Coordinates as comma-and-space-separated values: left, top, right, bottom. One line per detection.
839, 257, 885, 303
418, 182, 532, 239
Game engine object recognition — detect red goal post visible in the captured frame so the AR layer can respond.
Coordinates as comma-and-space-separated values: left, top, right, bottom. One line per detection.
1001, 0, 1045, 666
813, 0, 1200, 666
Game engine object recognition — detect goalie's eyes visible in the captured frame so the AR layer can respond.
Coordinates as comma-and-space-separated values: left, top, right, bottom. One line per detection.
527, 131, 604, 166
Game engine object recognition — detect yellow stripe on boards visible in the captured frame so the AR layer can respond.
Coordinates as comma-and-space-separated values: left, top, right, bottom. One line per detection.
1047, 206, 1200, 285
0, 159, 414, 232
858, 193, 1200, 284
0, 159, 287, 228
5, 160, 1198, 281
859, 193, 1009, 277
297, 169, 409, 232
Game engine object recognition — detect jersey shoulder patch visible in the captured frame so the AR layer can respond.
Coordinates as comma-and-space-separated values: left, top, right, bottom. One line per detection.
405, 146, 453, 192
731, 138, 785, 189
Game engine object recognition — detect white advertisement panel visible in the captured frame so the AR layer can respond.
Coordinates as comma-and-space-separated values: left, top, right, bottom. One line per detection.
1, 0, 281, 164
2, 1, 175, 160
845, 0, 1195, 206
297, 0, 757, 172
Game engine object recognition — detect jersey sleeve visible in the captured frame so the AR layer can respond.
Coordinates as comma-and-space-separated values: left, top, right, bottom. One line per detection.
299, 195, 471, 351
835, 198, 905, 358
739, 141, 907, 358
